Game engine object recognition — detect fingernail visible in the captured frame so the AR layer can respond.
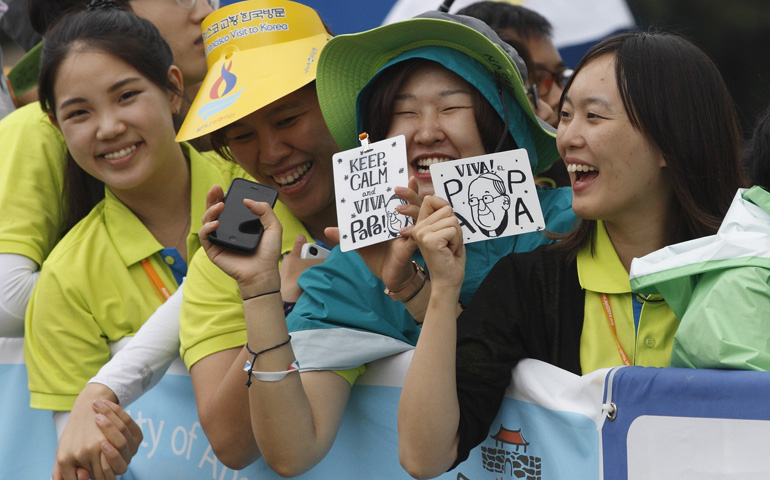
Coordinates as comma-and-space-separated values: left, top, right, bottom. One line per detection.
95, 413, 106, 423
93, 400, 104, 409
102, 442, 114, 453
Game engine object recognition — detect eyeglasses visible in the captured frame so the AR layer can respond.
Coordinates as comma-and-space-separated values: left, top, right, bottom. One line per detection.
468, 194, 503, 207
175, 0, 219, 10
533, 66, 574, 96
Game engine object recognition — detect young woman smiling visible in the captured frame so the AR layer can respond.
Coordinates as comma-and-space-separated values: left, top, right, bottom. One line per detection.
22, 6, 243, 479
398, 31, 747, 479
0, 0, 216, 336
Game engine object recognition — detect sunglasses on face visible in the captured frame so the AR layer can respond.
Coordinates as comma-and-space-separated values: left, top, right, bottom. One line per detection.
533, 66, 574, 96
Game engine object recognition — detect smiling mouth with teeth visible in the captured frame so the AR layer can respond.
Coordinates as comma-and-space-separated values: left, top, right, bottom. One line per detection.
566, 163, 597, 173
273, 162, 312, 187
103, 144, 137, 160
415, 157, 450, 174
567, 163, 599, 183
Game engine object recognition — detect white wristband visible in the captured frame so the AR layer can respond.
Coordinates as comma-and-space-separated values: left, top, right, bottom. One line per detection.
243, 360, 300, 382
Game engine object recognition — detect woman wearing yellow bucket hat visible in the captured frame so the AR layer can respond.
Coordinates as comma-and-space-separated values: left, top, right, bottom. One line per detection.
193, 8, 575, 475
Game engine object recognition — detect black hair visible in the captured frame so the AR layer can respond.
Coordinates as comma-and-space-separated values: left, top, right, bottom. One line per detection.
455, 1, 553, 41
744, 104, 770, 190
27, 0, 132, 35
38, 8, 178, 233
553, 31, 747, 258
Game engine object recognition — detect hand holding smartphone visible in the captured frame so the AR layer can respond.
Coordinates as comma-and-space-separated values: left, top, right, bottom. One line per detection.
208, 178, 278, 254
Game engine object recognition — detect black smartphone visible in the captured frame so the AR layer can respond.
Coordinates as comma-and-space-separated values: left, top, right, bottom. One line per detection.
208, 178, 278, 254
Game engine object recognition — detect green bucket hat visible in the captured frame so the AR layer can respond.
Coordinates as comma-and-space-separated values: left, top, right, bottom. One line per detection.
7, 40, 42, 100
315, 11, 560, 174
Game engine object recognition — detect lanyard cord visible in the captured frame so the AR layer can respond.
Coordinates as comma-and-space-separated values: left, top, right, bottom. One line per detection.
141, 258, 171, 302
599, 293, 632, 367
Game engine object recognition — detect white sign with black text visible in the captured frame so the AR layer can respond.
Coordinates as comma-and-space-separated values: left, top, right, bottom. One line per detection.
430, 149, 544, 244
333, 135, 412, 252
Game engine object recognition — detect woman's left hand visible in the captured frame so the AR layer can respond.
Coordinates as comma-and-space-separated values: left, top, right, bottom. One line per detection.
325, 179, 423, 292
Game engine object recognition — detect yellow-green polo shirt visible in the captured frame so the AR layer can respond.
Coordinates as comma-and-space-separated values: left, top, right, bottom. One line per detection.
578, 221, 679, 373
0, 102, 67, 264
179, 201, 310, 370
24, 145, 246, 411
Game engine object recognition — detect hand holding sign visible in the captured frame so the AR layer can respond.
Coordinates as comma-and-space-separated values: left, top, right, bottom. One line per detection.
356, 180, 424, 293
429, 149, 545, 244
413, 195, 466, 293
333, 135, 412, 252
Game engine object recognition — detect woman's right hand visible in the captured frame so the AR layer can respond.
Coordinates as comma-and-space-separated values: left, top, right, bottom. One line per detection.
53, 388, 143, 480
325, 180, 423, 292
412, 195, 466, 292
198, 185, 283, 294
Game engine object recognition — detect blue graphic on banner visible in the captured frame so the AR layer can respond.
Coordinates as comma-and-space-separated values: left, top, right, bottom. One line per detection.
457, 398, 599, 480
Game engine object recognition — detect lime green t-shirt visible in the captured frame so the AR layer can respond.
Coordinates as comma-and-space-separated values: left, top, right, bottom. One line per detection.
0, 102, 67, 264
24, 145, 246, 411
578, 221, 679, 373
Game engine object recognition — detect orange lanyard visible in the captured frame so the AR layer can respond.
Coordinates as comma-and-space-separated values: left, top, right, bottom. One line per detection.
141, 258, 171, 302
599, 293, 632, 366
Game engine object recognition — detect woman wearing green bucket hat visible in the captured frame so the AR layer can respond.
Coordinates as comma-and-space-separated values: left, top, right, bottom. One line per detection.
193, 10, 575, 475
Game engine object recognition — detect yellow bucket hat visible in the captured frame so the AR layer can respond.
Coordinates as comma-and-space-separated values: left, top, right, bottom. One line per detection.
176, 0, 331, 141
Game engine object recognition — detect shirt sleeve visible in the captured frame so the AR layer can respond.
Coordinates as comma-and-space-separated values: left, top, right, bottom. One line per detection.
0, 253, 39, 336
0, 104, 68, 264
287, 247, 421, 370
179, 248, 246, 370
24, 263, 111, 411
671, 266, 770, 371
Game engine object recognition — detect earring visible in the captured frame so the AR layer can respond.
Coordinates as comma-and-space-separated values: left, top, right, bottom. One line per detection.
173, 106, 180, 114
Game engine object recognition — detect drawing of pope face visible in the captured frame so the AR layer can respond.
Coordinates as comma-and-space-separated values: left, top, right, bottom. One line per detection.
468, 173, 510, 237
385, 194, 411, 237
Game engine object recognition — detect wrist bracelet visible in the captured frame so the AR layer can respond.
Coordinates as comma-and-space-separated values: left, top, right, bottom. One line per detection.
243, 360, 300, 382
242, 290, 281, 302
243, 336, 291, 387
384, 261, 429, 302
